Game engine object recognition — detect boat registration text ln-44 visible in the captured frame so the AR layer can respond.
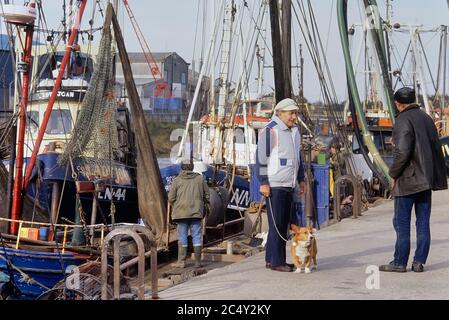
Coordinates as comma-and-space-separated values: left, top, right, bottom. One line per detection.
97, 187, 127, 201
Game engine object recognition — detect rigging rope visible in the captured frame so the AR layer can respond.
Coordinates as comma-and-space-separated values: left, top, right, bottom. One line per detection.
292, 0, 356, 174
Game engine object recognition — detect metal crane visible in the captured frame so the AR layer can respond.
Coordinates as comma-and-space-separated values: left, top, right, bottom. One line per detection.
123, 0, 171, 98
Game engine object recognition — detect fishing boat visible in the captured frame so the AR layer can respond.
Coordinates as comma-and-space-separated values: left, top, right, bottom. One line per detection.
164, 1, 276, 217
0, 1, 235, 299
0, 247, 86, 299
338, 0, 449, 196
0, 1, 161, 300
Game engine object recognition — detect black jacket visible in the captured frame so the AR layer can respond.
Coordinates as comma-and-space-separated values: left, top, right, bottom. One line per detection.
389, 104, 448, 196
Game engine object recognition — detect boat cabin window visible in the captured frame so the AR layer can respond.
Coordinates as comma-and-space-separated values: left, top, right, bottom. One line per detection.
372, 131, 393, 156
255, 101, 273, 115
257, 101, 273, 112
37, 52, 93, 82
26, 111, 39, 134
352, 131, 393, 155
45, 109, 73, 135
234, 128, 245, 144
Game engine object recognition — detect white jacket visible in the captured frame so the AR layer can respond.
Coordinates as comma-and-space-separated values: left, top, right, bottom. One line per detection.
256, 115, 305, 188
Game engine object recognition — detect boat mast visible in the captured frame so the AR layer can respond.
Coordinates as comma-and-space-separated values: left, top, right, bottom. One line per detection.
256, 1, 269, 99
177, 0, 224, 160
67, 0, 73, 35
212, 0, 235, 165
442, 26, 447, 124
5, 18, 18, 227
217, 0, 234, 120
200, 0, 207, 72
298, 44, 305, 103
9, 1, 36, 234
23, 0, 88, 190
239, 22, 250, 171
209, 1, 216, 120
385, 0, 393, 84
410, 27, 431, 115
281, 0, 292, 99
363, 0, 396, 121
66, 0, 74, 76
62, 0, 67, 42
269, 0, 291, 103
256, 44, 264, 98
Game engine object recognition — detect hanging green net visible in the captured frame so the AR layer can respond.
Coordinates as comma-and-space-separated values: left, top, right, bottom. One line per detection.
58, 23, 120, 169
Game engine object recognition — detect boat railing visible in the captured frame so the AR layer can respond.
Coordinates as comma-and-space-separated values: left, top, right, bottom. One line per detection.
0, 217, 107, 253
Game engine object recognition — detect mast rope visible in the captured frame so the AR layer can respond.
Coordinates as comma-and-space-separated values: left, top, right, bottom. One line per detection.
292, 0, 356, 173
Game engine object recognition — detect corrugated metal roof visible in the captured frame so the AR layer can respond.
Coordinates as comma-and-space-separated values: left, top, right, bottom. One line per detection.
126, 52, 190, 65
127, 52, 174, 63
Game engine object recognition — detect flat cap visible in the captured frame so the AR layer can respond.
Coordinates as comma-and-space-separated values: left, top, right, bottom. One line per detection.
394, 87, 416, 104
274, 98, 299, 112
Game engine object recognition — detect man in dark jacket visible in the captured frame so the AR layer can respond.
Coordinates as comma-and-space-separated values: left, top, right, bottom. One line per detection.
380, 87, 448, 273
168, 163, 210, 268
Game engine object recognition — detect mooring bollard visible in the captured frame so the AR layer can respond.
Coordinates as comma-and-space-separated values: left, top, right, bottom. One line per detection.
101, 225, 158, 300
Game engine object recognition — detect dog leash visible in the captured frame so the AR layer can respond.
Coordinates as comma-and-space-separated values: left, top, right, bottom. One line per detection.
267, 196, 290, 242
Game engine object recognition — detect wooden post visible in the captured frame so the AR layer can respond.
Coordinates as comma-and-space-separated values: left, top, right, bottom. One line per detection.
50, 182, 61, 226
269, 0, 286, 104
281, 0, 292, 99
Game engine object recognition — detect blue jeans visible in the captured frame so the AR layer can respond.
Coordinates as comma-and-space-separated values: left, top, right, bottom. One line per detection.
177, 219, 203, 246
393, 190, 432, 266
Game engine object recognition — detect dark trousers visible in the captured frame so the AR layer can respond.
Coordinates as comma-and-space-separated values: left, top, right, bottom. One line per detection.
393, 189, 432, 266
265, 187, 295, 267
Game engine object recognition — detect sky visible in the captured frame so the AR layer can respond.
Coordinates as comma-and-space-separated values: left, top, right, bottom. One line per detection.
2, 0, 449, 102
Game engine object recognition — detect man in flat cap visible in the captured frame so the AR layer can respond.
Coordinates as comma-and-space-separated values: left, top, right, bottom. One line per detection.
256, 98, 306, 272
380, 87, 447, 273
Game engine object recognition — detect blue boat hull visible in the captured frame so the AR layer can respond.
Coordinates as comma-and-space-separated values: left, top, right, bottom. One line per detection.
0, 248, 85, 299
0, 160, 251, 300
22, 153, 139, 224
159, 164, 252, 211
17, 154, 252, 226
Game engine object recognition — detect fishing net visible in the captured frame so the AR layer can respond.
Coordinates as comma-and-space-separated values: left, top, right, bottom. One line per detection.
58, 22, 120, 169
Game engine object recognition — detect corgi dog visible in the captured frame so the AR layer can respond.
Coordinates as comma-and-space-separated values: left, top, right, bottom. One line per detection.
290, 224, 318, 273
